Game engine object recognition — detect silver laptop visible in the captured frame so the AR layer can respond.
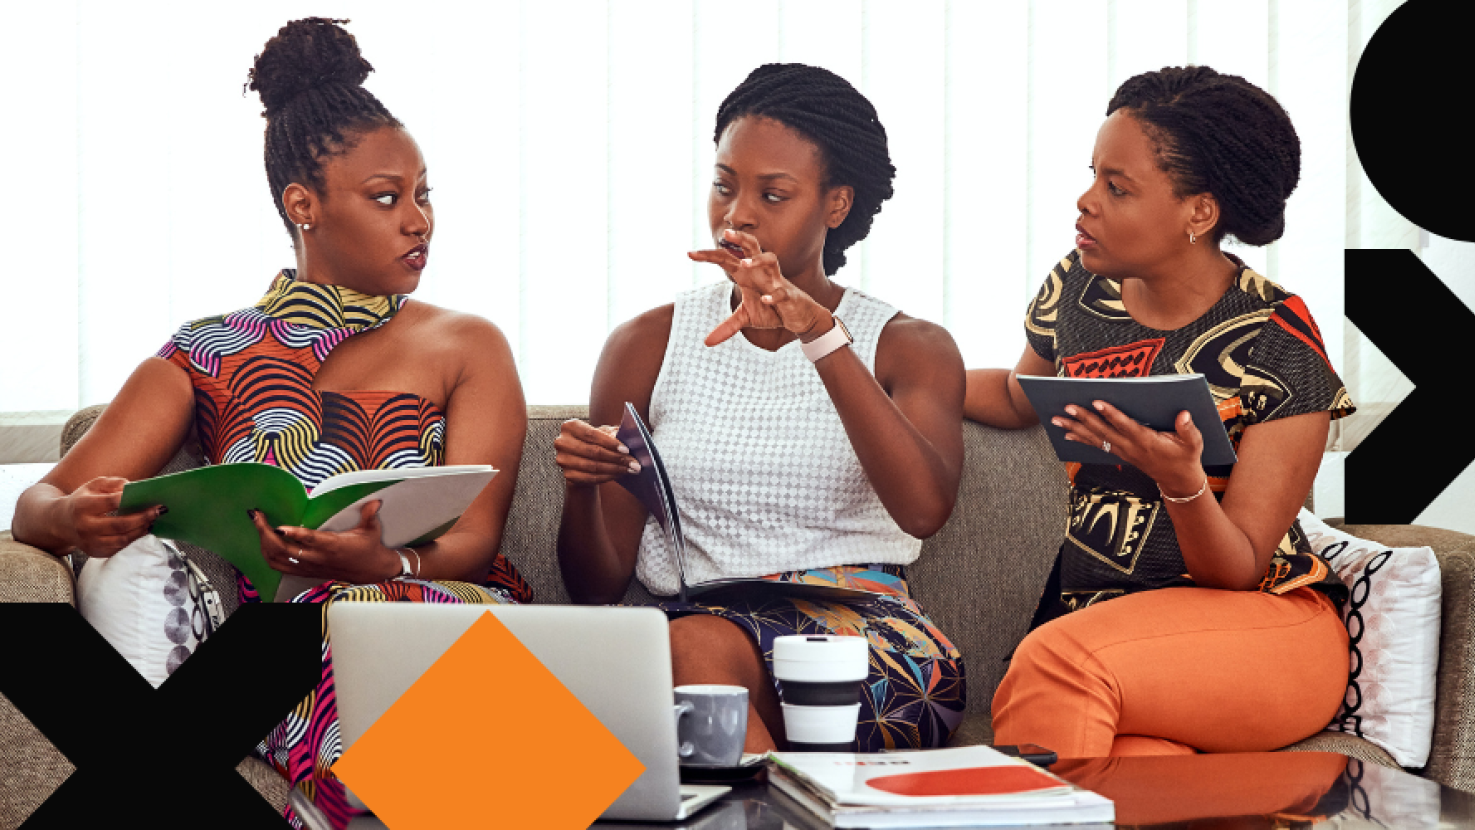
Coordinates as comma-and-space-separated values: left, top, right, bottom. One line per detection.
326, 603, 729, 823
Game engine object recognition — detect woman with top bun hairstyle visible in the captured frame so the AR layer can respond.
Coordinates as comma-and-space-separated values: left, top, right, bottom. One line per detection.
12, 17, 529, 828
965, 65, 1356, 757
555, 63, 968, 753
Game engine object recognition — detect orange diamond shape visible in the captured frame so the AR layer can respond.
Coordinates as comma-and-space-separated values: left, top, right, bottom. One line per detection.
334, 610, 645, 829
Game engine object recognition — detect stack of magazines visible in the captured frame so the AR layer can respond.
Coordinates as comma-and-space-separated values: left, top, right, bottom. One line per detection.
765, 745, 1113, 828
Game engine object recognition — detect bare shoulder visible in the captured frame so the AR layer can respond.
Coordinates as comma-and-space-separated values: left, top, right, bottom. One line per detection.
604, 303, 675, 360
404, 300, 513, 355
591, 304, 675, 425
877, 313, 963, 362
874, 313, 964, 394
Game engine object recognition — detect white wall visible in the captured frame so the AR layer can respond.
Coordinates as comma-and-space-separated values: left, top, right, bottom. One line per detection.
1, 0, 1469, 532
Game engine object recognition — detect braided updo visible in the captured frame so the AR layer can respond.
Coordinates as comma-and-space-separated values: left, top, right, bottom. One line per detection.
246, 18, 402, 235
1107, 66, 1300, 246
715, 64, 896, 276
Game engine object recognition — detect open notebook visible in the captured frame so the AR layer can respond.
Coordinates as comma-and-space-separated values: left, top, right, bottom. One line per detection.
615, 402, 882, 604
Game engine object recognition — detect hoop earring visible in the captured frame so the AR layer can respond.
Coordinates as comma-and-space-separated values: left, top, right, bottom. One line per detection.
1188, 230, 1197, 244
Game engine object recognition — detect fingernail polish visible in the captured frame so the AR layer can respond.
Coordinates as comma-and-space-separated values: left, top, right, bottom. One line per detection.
246, 509, 257, 520
1052, 418, 1064, 428
618, 444, 630, 454
157, 506, 169, 516
1093, 401, 1105, 411
628, 461, 641, 473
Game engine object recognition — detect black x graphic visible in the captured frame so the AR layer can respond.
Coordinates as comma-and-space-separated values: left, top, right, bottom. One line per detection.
1345, 249, 1475, 524
0, 603, 319, 827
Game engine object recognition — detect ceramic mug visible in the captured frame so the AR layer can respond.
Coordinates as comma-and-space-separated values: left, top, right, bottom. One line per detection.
673, 684, 748, 767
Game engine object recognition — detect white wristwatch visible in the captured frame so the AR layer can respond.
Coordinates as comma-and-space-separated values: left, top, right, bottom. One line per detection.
396, 548, 414, 578
800, 315, 853, 363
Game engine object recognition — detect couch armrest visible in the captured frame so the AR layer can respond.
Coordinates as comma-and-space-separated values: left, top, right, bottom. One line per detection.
0, 532, 74, 606
1336, 523, 1475, 793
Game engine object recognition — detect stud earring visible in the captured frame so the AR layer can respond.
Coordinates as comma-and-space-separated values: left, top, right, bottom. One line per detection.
298, 223, 312, 232
1188, 230, 1197, 244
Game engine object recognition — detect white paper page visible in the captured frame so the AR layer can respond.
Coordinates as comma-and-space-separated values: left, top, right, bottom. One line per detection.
307, 464, 494, 497
308, 465, 498, 498
315, 468, 498, 545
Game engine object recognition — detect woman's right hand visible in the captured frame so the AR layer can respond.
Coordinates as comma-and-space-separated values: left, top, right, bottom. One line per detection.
59, 476, 165, 558
554, 419, 641, 487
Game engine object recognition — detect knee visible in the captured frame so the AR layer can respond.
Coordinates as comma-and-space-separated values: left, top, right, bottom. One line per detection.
996, 624, 1092, 703
1008, 626, 1070, 677
669, 615, 761, 679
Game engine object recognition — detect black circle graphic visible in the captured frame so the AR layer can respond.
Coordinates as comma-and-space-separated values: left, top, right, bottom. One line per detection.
1351, 0, 1475, 241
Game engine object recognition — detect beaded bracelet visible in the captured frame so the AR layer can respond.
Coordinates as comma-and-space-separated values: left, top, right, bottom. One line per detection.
1159, 476, 1209, 504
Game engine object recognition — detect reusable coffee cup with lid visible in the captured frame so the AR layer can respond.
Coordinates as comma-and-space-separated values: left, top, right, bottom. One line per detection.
772, 634, 868, 751
673, 684, 748, 767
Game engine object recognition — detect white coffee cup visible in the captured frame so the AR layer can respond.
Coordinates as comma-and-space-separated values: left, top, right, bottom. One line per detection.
772, 635, 868, 751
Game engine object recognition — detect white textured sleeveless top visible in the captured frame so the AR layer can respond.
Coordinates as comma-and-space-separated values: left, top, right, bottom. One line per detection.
635, 281, 923, 596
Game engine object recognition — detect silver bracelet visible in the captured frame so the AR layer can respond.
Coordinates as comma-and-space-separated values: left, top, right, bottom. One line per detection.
1159, 476, 1209, 504
395, 546, 423, 579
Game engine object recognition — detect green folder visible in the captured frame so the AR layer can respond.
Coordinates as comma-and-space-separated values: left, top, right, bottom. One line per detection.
118, 463, 400, 601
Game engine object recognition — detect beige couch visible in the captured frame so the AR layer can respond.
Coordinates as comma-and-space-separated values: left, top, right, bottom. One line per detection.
4, 404, 1474, 825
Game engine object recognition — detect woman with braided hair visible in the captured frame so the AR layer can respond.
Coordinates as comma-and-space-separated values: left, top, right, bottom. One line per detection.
967, 65, 1355, 756
13, 17, 528, 827
556, 63, 968, 753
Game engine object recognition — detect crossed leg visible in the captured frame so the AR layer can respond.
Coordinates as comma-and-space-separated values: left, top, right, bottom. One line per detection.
669, 614, 786, 753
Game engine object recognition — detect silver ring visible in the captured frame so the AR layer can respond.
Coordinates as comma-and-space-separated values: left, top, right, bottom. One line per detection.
288, 548, 301, 565
1101, 440, 1111, 454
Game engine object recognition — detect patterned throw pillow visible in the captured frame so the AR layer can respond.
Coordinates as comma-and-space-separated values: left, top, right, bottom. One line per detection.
1298, 509, 1441, 768
76, 535, 222, 687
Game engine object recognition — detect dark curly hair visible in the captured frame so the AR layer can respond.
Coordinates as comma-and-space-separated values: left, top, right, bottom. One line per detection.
714, 63, 895, 276
245, 18, 402, 235
1107, 65, 1300, 246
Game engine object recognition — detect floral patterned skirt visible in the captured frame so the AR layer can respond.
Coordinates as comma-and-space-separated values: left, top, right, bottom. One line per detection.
244, 577, 521, 830
651, 564, 966, 751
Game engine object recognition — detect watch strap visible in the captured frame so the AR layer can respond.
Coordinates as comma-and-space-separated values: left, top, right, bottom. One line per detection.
800, 316, 853, 363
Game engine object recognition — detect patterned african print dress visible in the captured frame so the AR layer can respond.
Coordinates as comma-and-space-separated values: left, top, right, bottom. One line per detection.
159, 272, 530, 829
636, 283, 966, 752
1022, 249, 1355, 627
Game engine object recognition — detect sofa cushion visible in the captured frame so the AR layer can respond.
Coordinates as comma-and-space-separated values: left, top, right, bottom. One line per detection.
911, 422, 1069, 714
502, 406, 658, 607
1335, 526, 1475, 793
0, 532, 74, 604
76, 535, 217, 688
1299, 510, 1441, 768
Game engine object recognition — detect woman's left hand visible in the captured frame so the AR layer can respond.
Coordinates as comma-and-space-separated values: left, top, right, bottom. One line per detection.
691, 229, 831, 347
1055, 401, 1207, 497
249, 500, 401, 584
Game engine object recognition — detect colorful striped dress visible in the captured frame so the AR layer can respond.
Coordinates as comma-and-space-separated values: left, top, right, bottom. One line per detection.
159, 272, 529, 829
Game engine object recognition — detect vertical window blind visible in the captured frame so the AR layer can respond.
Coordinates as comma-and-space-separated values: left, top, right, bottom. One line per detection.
0, 0, 1417, 436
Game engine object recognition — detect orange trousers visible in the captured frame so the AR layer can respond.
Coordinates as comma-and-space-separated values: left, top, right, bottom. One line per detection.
992, 587, 1348, 757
